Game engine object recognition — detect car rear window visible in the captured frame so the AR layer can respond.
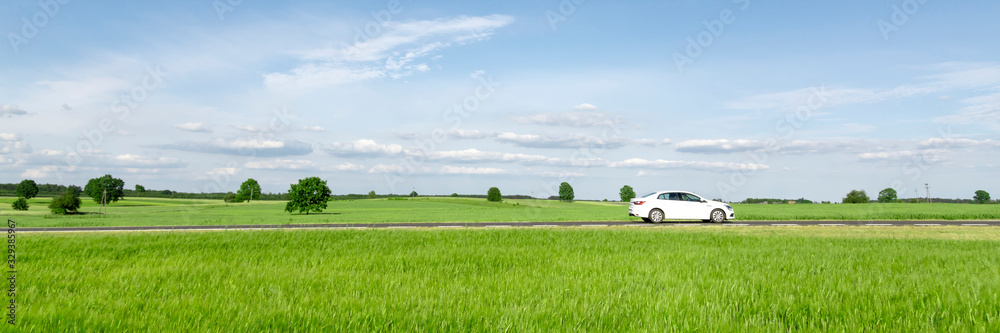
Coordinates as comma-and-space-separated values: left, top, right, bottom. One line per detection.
641, 192, 656, 198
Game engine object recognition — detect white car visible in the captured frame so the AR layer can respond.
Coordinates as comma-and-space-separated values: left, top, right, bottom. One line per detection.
629, 191, 735, 223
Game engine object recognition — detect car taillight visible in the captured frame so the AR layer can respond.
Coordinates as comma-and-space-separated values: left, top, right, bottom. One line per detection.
632, 201, 645, 205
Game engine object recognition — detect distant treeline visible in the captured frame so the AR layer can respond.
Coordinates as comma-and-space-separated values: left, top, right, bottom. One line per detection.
0, 183, 68, 197
0, 183, 535, 201
742, 198, 815, 204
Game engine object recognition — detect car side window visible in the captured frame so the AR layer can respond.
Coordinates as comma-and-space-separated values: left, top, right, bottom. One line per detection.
657, 193, 669, 200
668, 193, 681, 201
683, 194, 700, 202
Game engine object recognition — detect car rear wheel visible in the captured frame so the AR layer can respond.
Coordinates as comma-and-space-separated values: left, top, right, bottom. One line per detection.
649, 209, 664, 223
710, 209, 726, 223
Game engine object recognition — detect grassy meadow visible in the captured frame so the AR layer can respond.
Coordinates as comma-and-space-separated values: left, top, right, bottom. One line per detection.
2, 196, 999, 228
12, 227, 1000, 331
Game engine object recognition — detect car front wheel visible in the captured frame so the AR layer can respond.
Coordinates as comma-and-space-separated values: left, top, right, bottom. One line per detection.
710, 209, 726, 223
649, 209, 664, 223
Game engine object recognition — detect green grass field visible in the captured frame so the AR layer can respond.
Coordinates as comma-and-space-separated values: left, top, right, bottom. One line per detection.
13, 227, 1000, 331
1, 196, 998, 228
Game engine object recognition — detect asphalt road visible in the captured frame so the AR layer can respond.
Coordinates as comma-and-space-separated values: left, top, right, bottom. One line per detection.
18, 220, 1000, 232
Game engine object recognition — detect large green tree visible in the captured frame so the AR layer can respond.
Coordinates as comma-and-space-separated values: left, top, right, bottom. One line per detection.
84, 174, 126, 204
236, 178, 262, 203
842, 190, 870, 204
368, 190, 377, 199
284, 177, 331, 214
135, 184, 146, 197
558, 182, 574, 202
619, 185, 636, 202
487, 187, 502, 202
48, 186, 82, 215
974, 190, 991, 204
877, 188, 897, 203
16, 179, 38, 200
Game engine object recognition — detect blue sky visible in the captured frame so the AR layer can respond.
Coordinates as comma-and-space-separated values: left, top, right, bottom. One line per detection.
2, 0, 998, 201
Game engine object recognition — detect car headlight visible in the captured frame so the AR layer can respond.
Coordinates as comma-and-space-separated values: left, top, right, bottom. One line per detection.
724, 205, 733, 211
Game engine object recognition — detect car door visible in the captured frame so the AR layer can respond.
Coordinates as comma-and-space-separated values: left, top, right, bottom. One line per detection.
678, 193, 711, 219
654, 192, 678, 219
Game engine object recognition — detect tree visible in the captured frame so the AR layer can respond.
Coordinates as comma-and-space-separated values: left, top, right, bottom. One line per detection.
48, 187, 82, 215
16, 179, 38, 200
284, 177, 331, 214
84, 174, 125, 204
410, 190, 418, 197
619, 185, 636, 202
451, 193, 459, 197
558, 182, 574, 202
974, 190, 991, 204
368, 190, 377, 199
487, 187, 502, 202
842, 190, 869, 204
11, 198, 29, 211
223, 193, 238, 203
877, 188, 897, 203
135, 184, 146, 197
236, 178, 262, 203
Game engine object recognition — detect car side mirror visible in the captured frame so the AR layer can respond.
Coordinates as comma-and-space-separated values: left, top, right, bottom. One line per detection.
701, 200, 707, 203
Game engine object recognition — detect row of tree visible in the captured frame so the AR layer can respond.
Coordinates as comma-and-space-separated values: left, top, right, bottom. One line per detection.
844, 188, 993, 204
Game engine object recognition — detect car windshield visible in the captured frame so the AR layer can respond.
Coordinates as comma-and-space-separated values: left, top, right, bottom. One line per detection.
640, 192, 657, 198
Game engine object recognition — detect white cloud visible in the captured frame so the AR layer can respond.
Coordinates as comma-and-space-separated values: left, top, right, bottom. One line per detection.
206, 167, 239, 175
573, 103, 598, 110
326, 139, 403, 156
493, 132, 632, 149
727, 65, 1000, 112
512, 112, 619, 127
394, 129, 487, 141
857, 149, 949, 163
266, 15, 515, 93
174, 122, 212, 133
0, 105, 28, 117
440, 166, 506, 175
245, 159, 318, 170
22, 166, 62, 178
609, 158, 769, 172
0, 133, 20, 141
154, 139, 313, 156
934, 90, 1000, 126
331, 162, 366, 172
301, 126, 326, 132
416, 148, 549, 163
368, 164, 408, 173
675, 139, 869, 155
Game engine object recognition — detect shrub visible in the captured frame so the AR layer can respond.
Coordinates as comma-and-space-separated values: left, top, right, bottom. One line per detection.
487, 187, 502, 202
843, 190, 870, 204
49, 190, 82, 215
11, 198, 29, 211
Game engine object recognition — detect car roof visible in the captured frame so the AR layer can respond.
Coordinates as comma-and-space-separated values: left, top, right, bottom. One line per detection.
644, 191, 698, 196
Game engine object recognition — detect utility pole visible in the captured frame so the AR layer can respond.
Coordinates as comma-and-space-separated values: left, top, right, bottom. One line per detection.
924, 183, 930, 203
101, 189, 108, 214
